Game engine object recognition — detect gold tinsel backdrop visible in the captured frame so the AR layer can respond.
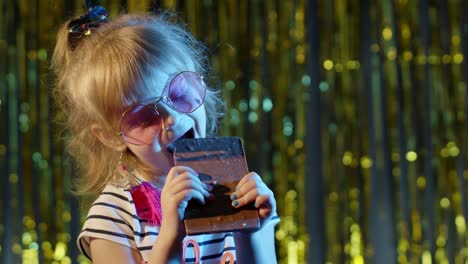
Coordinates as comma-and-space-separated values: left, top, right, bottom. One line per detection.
1, 0, 467, 263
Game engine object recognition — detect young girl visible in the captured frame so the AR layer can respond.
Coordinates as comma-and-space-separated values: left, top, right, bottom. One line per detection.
51, 5, 279, 264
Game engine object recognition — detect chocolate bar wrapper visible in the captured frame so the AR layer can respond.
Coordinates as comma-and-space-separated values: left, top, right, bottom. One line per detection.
172, 136, 260, 235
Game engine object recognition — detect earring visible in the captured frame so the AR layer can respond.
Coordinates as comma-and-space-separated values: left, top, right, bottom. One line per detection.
117, 151, 144, 188
118, 151, 126, 171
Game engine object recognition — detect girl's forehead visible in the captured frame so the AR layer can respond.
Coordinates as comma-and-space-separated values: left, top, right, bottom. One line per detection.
146, 72, 171, 95
124, 60, 190, 105
127, 70, 173, 103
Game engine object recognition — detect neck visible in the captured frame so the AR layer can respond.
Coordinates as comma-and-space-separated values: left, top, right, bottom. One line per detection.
135, 167, 168, 190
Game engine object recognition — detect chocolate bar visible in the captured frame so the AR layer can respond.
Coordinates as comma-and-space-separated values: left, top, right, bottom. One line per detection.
172, 136, 260, 235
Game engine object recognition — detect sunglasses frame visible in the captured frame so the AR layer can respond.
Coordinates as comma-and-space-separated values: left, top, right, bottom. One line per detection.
114, 71, 206, 146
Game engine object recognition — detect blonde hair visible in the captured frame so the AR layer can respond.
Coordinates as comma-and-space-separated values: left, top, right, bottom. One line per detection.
51, 12, 224, 195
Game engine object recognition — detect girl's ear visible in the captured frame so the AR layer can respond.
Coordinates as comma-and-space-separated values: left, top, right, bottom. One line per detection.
91, 123, 127, 152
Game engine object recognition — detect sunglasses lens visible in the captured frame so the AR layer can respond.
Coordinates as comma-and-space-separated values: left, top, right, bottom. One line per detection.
168, 72, 206, 113
119, 72, 206, 146
120, 105, 161, 145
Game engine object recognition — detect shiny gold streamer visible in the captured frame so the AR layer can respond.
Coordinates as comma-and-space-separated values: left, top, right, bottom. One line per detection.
0, 0, 466, 263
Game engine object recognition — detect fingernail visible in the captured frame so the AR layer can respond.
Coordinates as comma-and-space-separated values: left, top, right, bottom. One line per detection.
208, 193, 215, 199
230, 193, 237, 200
254, 203, 258, 208
232, 200, 239, 207
205, 184, 213, 191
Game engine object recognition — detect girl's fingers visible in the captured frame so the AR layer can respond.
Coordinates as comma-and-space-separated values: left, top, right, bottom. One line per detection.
166, 166, 198, 182
233, 177, 258, 198
163, 184, 210, 212
231, 172, 277, 219
255, 195, 277, 217
163, 167, 212, 211
173, 188, 206, 205
253, 194, 273, 209
231, 187, 261, 208
236, 172, 261, 190
166, 167, 212, 192
161, 167, 214, 223
231, 190, 276, 220
171, 178, 211, 198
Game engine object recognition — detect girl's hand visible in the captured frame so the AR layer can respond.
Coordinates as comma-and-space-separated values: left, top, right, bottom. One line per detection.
160, 166, 212, 235
230, 172, 277, 227
149, 166, 211, 262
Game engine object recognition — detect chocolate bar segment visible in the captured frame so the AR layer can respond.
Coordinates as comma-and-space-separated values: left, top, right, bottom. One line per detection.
172, 136, 260, 235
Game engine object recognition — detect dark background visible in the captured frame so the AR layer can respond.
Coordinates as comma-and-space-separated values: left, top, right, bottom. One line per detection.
1, 0, 467, 263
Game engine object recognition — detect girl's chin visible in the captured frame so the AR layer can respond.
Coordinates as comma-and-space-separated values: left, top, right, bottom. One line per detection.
147, 152, 175, 175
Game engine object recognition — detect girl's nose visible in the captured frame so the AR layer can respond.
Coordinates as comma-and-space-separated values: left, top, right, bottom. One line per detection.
158, 103, 178, 131
163, 115, 175, 131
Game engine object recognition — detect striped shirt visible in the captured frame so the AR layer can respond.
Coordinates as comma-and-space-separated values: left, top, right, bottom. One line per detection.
77, 184, 279, 263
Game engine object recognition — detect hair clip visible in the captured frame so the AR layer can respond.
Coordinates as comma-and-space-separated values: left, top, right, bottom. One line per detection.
67, 5, 109, 49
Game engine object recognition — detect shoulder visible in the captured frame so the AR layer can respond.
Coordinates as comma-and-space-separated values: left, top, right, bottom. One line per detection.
86, 185, 137, 227
92, 185, 135, 213
77, 184, 139, 259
